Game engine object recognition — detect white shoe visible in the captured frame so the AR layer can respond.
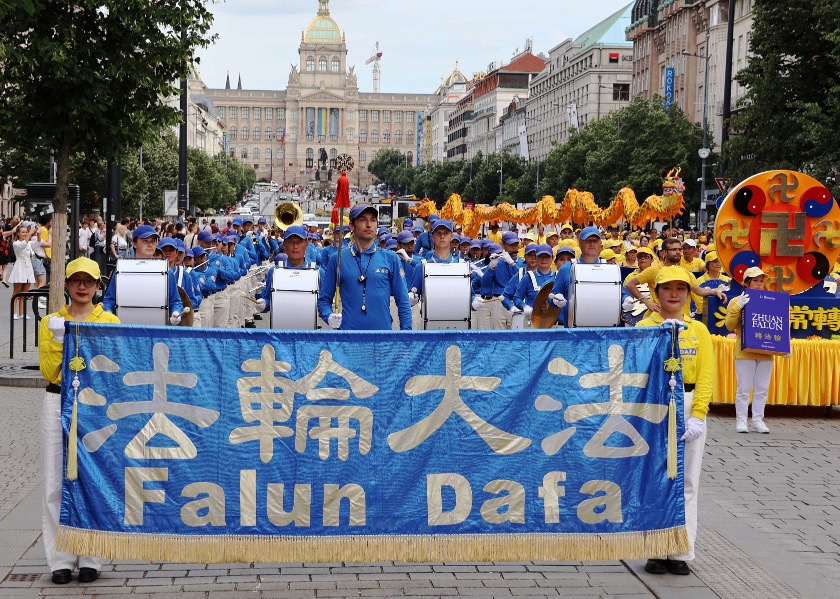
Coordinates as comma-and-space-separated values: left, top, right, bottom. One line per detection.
13, 314, 19, 320
25, 315, 31, 320
736, 418, 749, 433
752, 419, 770, 434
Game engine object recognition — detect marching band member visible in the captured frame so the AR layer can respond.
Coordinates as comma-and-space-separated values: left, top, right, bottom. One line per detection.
503, 243, 537, 321
480, 231, 524, 329
318, 203, 412, 330
394, 230, 422, 330
512, 244, 555, 326
255, 225, 318, 315
40, 258, 120, 584
413, 214, 437, 257
637, 266, 712, 577
549, 226, 604, 327
101, 225, 183, 323
725, 266, 774, 434
553, 244, 577, 270
408, 219, 462, 306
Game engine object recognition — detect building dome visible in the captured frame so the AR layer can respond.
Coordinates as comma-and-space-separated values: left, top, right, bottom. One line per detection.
435, 65, 468, 94
305, 1, 341, 43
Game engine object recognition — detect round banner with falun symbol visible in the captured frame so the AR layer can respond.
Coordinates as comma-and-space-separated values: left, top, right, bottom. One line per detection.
714, 170, 840, 294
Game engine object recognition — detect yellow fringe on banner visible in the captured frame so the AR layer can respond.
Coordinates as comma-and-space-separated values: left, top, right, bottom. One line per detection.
56, 526, 689, 564
666, 396, 677, 480
66, 399, 79, 481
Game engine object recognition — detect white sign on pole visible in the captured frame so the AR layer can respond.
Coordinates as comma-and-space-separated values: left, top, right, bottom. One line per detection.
259, 191, 276, 217
164, 190, 178, 217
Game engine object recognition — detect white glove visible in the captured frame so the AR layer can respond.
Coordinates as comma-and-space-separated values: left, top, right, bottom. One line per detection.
408, 290, 420, 307
681, 417, 706, 442
736, 293, 750, 308
395, 248, 411, 262
255, 298, 266, 313
510, 306, 523, 315
328, 313, 342, 329
472, 297, 484, 311
549, 293, 567, 309
47, 316, 66, 343
500, 251, 515, 265
622, 296, 636, 312
523, 305, 533, 318
470, 263, 484, 276
661, 318, 688, 329
488, 253, 500, 269
169, 312, 182, 326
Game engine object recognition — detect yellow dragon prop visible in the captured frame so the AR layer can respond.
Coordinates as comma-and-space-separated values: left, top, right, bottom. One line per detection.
411, 168, 686, 238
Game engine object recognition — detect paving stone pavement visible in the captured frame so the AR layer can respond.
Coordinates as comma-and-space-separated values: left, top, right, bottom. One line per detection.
0, 387, 838, 598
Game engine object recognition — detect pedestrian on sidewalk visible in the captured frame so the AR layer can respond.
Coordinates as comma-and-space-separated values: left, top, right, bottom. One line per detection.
637, 266, 713, 576
8, 221, 36, 318
725, 266, 774, 434
38, 257, 120, 585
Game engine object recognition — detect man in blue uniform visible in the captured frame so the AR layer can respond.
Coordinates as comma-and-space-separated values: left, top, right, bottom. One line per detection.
503, 242, 537, 316
101, 225, 183, 324
513, 244, 556, 327
413, 214, 437, 257
318, 204, 411, 330
408, 219, 463, 302
550, 225, 603, 327
479, 231, 524, 329
255, 225, 319, 320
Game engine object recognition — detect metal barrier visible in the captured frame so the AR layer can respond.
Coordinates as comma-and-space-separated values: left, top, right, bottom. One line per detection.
8, 288, 50, 359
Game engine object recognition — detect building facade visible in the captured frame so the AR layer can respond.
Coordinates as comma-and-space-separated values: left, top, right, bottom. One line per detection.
421, 65, 469, 165
527, 2, 634, 163
199, 0, 436, 186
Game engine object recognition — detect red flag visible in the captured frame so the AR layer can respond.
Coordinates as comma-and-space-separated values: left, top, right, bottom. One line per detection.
335, 171, 351, 208
331, 205, 339, 225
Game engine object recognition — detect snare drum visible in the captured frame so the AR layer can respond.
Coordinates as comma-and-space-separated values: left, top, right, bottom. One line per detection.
270, 264, 319, 330
114, 259, 169, 325
422, 261, 471, 330
567, 262, 622, 327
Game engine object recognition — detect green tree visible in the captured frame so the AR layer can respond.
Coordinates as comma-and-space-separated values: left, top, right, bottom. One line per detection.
727, 0, 840, 188
0, 0, 214, 308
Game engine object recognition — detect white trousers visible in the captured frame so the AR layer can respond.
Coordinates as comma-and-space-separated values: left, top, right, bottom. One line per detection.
735, 359, 773, 421
213, 287, 230, 328
227, 281, 242, 328
41, 391, 102, 572
196, 294, 215, 329
670, 389, 706, 562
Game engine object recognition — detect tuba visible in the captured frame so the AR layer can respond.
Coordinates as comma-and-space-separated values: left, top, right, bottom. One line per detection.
274, 201, 304, 231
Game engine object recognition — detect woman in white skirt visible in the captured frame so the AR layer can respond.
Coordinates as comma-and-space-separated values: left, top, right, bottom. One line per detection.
8, 222, 36, 319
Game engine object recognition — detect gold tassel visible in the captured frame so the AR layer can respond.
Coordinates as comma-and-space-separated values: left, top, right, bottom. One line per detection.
66, 398, 79, 480
667, 390, 677, 480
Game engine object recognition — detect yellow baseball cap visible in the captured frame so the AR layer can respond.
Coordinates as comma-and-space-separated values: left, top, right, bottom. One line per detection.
743, 266, 766, 280
65, 257, 100, 280
599, 249, 617, 260
703, 251, 719, 263
637, 247, 655, 258
560, 223, 574, 232
655, 265, 692, 287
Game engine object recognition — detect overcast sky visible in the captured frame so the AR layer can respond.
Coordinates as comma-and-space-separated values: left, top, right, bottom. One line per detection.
196, 0, 634, 93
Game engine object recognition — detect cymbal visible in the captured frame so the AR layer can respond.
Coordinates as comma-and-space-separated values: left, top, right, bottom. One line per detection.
177, 286, 194, 327
531, 282, 560, 329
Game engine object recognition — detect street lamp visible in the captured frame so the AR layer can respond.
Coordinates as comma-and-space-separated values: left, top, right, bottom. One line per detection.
683, 46, 711, 229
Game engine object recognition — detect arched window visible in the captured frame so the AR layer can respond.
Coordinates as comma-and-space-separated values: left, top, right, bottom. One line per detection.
407, 130, 414, 144
241, 148, 248, 159
360, 150, 366, 162
371, 129, 379, 142
347, 128, 354, 142
306, 56, 315, 71
266, 148, 272, 159
395, 130, 403, 144
229, 147, 235, 158
265, 127, 273, 140
229, 125, 237, 140
306, 147, 314, 168
241, 126, 249, 140
406, 151, 413, 165
253, 127, 261, 140
360, 129, 367, 142
319, 56, 327, 71
383, 130, 391, 144
332, 57, 340, 72
253, 148, 260, 160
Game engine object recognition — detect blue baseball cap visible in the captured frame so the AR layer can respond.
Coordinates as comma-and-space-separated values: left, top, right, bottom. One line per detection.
459, 236, 471, 245
489, 243, 503, 254
377, 226, 389, 235
157, 237, 178, 250
197, 230, 213, 243
431, 219, 453, 232
349, 203, 378, 221
231, 217, 243, 226
274, 253, 288, 263
502, 231, 520, 245
241, 215, 253, 224
341, 224, 351, 233
403, 219, 414, 229
535, 244, 553, 257
184, 247, 193, 258
580, 226, 602, 240
428, 214, 439, 223
385, 239, 398, 250
469, 240, 482, 250
413, 225, 424, 233
225, 235, 238, 244
479, 239, 493, 249
212, 233, 224, 242
451, 234, 461, 244
396, 231, 414, 244
556, 245, 577, 255
192, 247, 206, 258
525, 243, 538, 254
284, 225, 307, 240
174, 239, 186, 252
132, 224, 158, 240
257, 217, 267, 224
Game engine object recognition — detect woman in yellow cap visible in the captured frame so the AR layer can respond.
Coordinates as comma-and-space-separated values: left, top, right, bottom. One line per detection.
725, 266, 773, 434
694, 251, 731, 316
39, 257, 120, 585
637, 266, 713, 577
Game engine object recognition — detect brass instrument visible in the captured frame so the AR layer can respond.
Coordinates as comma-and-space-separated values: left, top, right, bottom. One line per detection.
274, 201, 304, 231
531, 283, 561, 329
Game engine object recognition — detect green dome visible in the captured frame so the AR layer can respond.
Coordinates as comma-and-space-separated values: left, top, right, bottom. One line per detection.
305, 16, 341, 42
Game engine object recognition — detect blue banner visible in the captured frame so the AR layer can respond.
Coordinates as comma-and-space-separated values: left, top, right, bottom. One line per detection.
664, 67, 675, 108
58, 326, 687, 563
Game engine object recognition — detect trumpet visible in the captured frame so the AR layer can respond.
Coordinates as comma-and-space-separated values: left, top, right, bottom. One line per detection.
274, 201, 303, 231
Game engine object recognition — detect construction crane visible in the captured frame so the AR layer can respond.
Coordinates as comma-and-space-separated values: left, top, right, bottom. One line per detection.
365, 42, 382, 93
